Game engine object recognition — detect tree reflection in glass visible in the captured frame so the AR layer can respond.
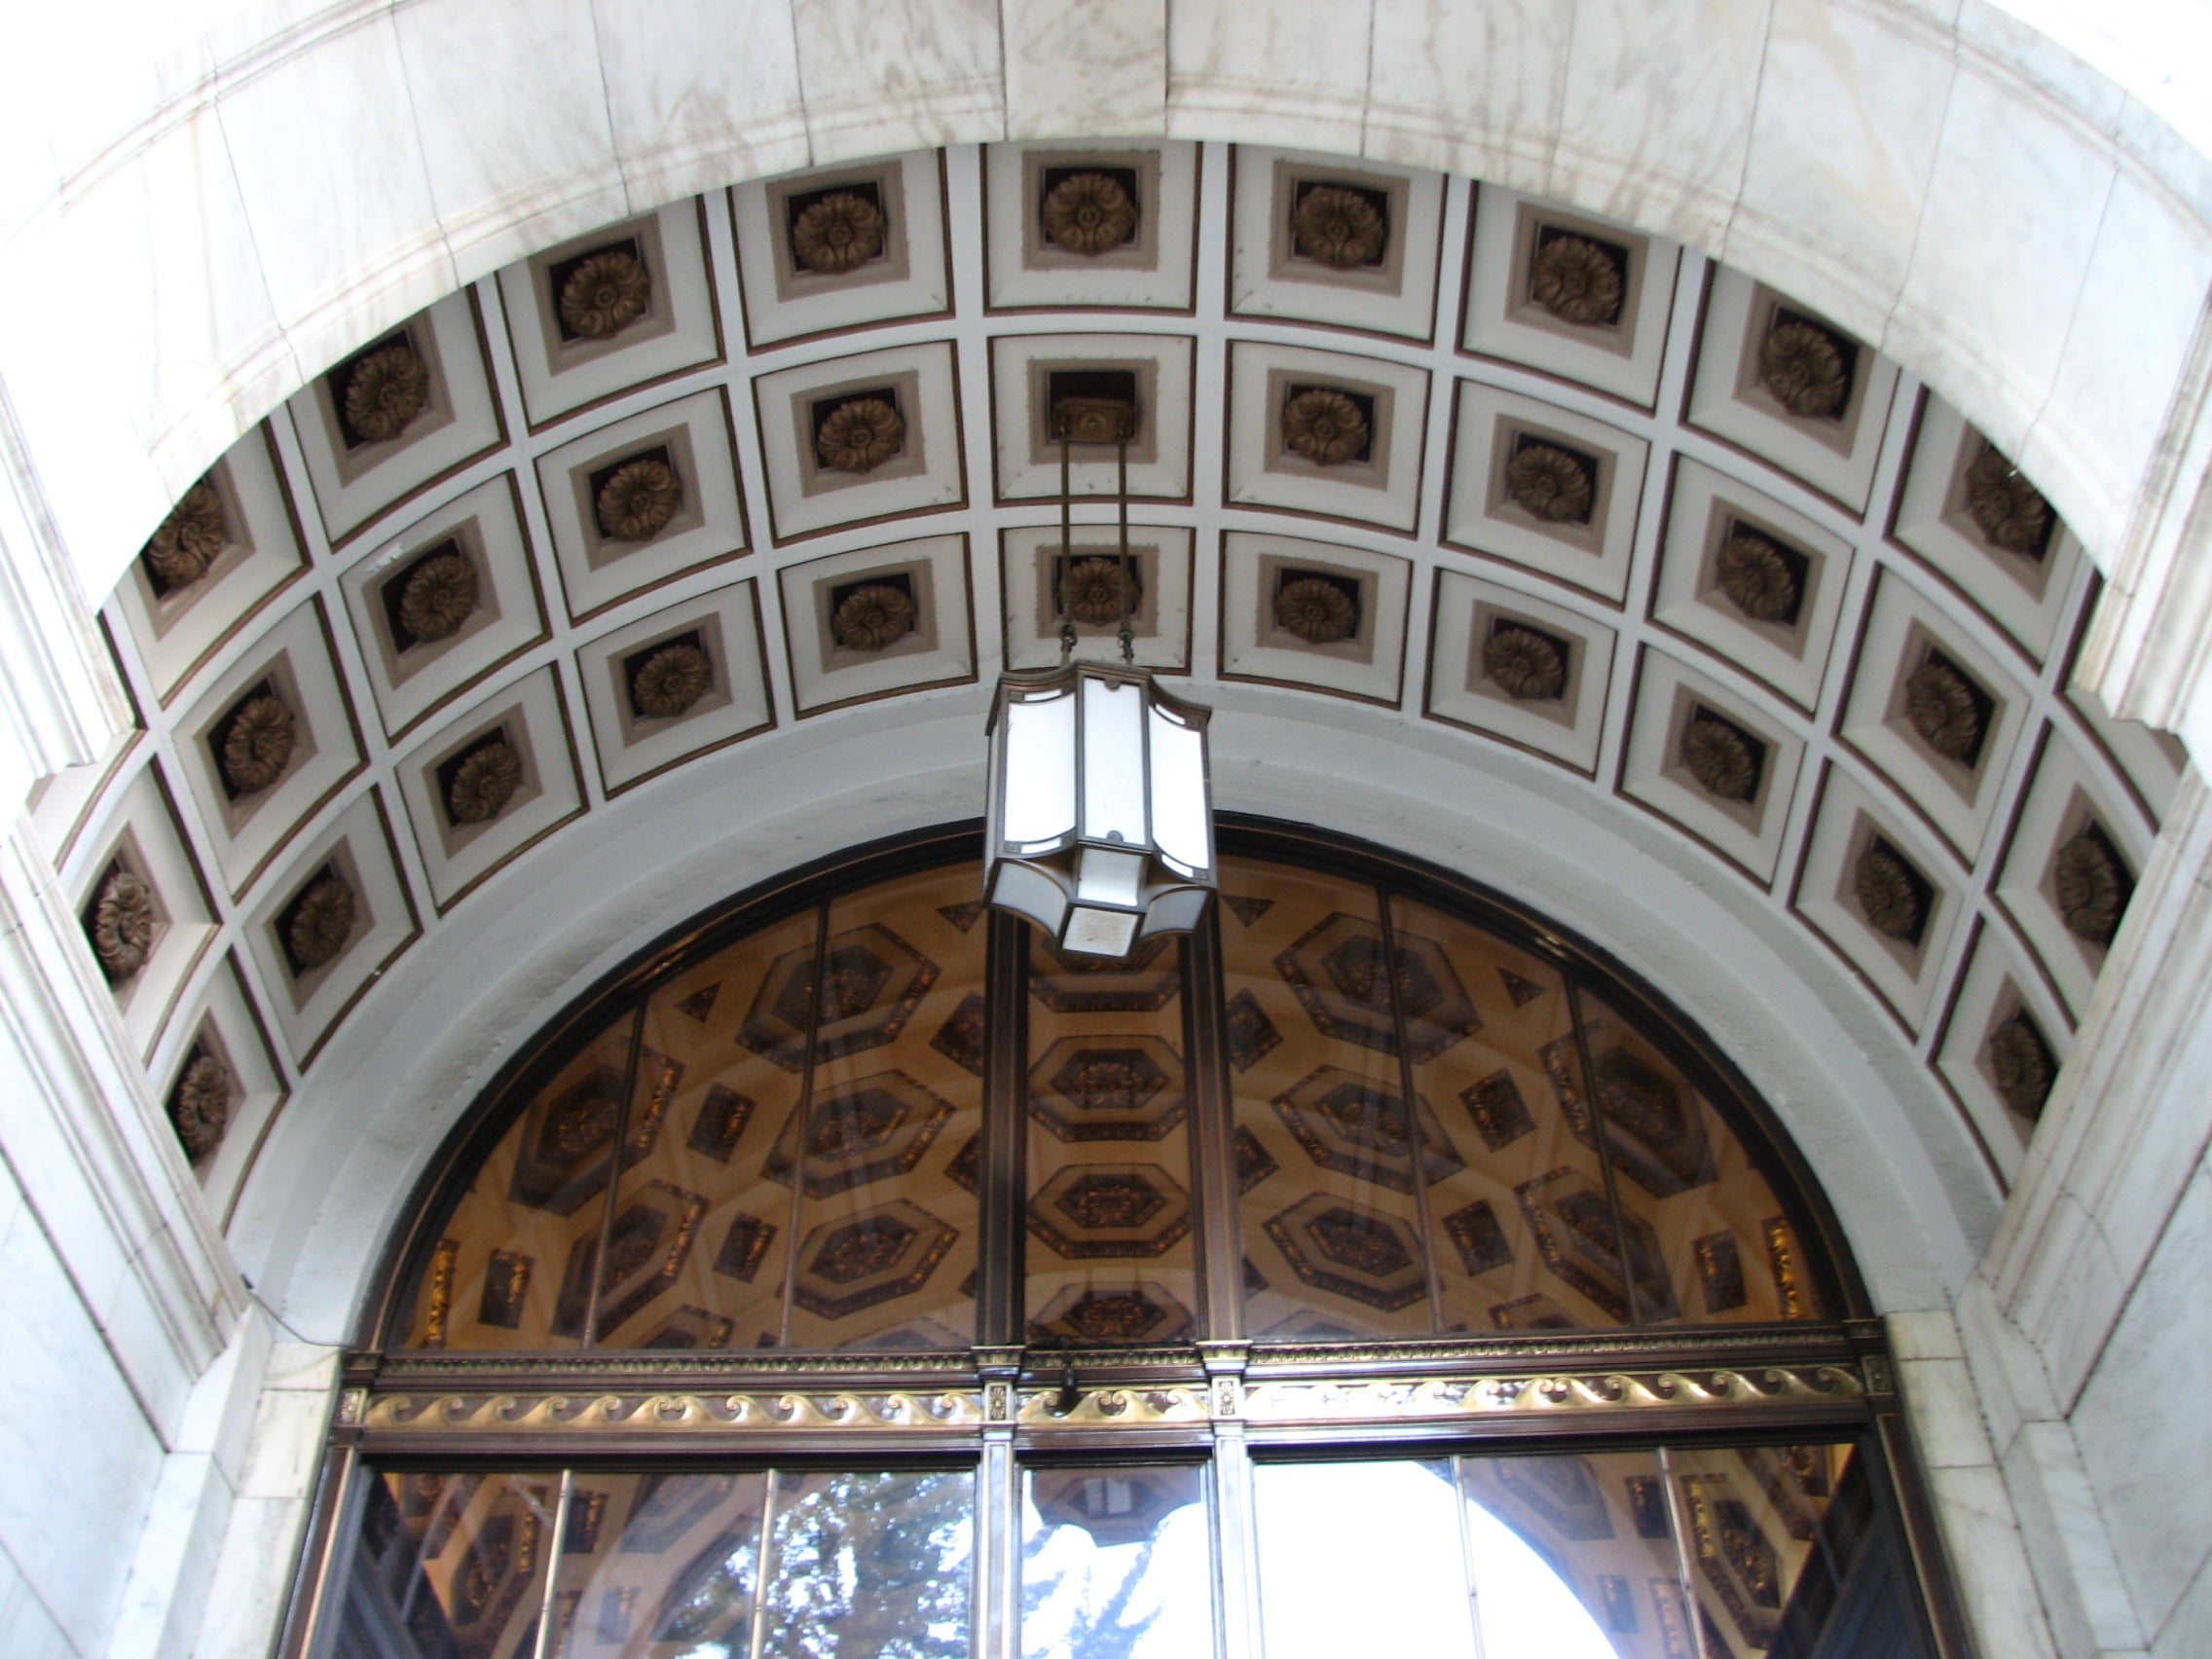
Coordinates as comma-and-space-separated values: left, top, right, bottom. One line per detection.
1020, 1464, 1212, 1659
755, 1468, 975, 1658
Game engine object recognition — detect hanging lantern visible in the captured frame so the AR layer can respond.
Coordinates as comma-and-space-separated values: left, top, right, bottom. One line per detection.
984, 385, 1215, 957
984, 660, 1215, 958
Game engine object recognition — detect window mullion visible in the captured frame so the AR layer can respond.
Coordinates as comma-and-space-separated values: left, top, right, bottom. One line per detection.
1182, 898, 1243, 1339
977, 909, 1032, 1347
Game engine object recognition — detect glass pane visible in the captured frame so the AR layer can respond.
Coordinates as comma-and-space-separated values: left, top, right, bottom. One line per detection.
328, 1471, 560, 1659
1020, 1463, 1212, 1659
591, 908, 821, 1349
1222, 858, 1439, 1339
1387, 896, 1628, 1333
1252, 1458, 1475, 1655
785, 866, 986, 1349
401, 1021, 641, 1349
1458, 1451, 1683, 1659
1571, 993, 1825, 1326
1668, 1442, 1871, 1659
546, 1471, 771, 1657
756, 1468, 975, 1657
1025, 929, 1198, 1346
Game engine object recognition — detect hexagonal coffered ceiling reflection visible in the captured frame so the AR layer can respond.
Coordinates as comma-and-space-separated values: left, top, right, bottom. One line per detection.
46, 141, 2186, 1232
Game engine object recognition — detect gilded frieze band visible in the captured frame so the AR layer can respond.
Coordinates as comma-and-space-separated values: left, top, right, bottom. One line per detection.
350, 1359, 1868, 1445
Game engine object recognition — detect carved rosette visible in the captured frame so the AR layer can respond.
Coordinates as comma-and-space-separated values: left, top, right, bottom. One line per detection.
1529, 235, 1624, 326
595, 458, 682, 542
1680, 717, 1759, 801
1965, 445, 2054, 555
631, 644, 712, 719
90, 866, 157, 978
791, 191, 885, 274
1987, 1011, 2056, 1120
170, 1052, 234, 1161
1043, 172, 1136, 254
1484, 626, 1566, 701
446, 741, 523, 826
2052, 827, 2127, 945
1291, 185, 1385, 268
1062, 556, 1132, 626
816, 398, 905, 473
342, 341, 430, 443
559, 248, 651, 340
1758, 318, 1850, 420
1714, 531, 1800, 623
286, 874, 357, 974
1903, 660, 1985, 762
143, 479, 227, 589
397, 552, 478, 643
1273, 577, 1356, 645
1282, 388, 1368, 465
1504, 444, 1594, 524
1852, 845, 1926, 942
832, 583, 917, 652
221, 694, 296, 794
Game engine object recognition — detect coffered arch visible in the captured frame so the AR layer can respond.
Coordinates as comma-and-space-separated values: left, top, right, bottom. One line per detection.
42, 138, 2189, 1350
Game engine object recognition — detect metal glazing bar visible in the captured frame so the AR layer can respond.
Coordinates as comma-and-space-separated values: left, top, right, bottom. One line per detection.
1377, 889, 1449, 1333
775, 903, 833, 1347
747, 1470, 786, 1659
1181, 903, 1243, 1339
976, 1439, 1020, 1659
527, 1469, 575, 1659
1566, 977, 1649, 1327
579, 1004, 647, 1349
976, 910, 1033, 1346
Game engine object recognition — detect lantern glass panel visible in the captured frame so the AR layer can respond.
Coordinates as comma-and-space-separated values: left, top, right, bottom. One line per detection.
1147, 704, 1208, 877
1002, 686, 1078, 849
1080, 675, 1148, 846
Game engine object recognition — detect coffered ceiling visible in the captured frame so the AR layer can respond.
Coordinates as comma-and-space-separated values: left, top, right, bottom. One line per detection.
34, 140, 2186, 1240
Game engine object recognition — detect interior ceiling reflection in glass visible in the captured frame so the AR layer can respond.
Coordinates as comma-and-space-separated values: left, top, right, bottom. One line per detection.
322, 1439, 1925, 1659
388, 832, 1843, 1351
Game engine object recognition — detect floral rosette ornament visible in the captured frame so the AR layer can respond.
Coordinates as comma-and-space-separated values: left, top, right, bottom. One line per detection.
342, 340, 430, 443
1504, 444, 1594, 524
90, 866, 157, 978
631, 643, 712, 719
1529, 235, 1623, 326
1758, 318, 1851, 420
1680, 716, 1759, 801
816, 398, 905, 473
221, 693, 295, 793
170, 1052, 234, 1161
832, 583, 917, 651
1484, 626, 1566, 701
1273, 576, 1356, 645
286, 874, 357, 973
1043, 172, 1137, 254
1291, 185, 1385, 268
446, 740, 523, 826
559, 248, 651, 340
596, 458, 683, 542
791, 191, 885, 274
1282, 388, 1368, 465
397, 551, 478, 643
142, 478, 227, 590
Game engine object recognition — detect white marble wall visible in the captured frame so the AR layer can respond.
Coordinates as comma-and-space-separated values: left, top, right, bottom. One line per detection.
0, 806, 242, 1658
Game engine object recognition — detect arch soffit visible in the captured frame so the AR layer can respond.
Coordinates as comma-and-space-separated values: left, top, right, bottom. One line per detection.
9, 0, 2212, 656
